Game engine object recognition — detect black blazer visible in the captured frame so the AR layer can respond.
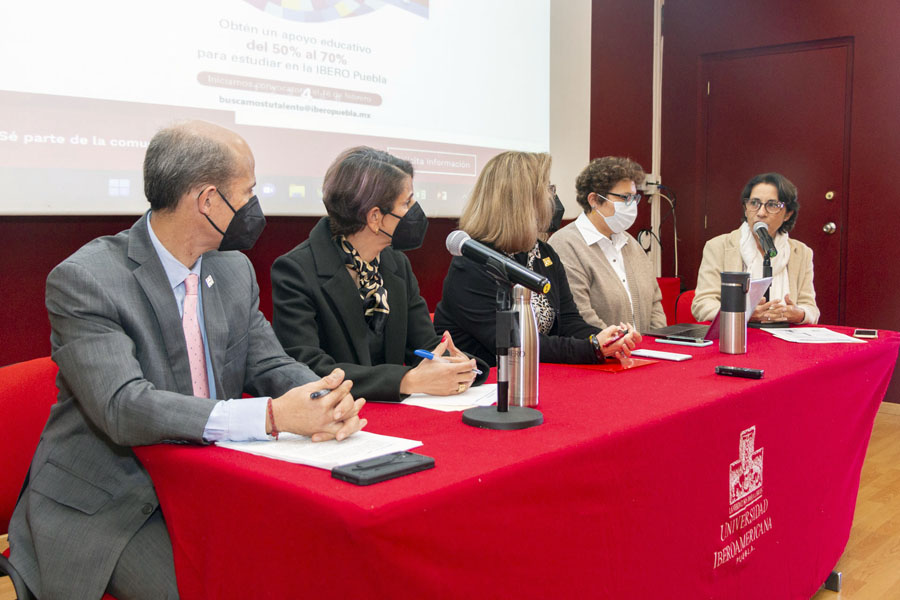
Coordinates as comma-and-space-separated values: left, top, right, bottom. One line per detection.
433, 239, 600, 367
272, 217, 487, 402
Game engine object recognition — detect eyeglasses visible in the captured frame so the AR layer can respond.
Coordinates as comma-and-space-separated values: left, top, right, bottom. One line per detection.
604, 191, 642, 206
743, 198, 785, 213
548, 184, 557, 195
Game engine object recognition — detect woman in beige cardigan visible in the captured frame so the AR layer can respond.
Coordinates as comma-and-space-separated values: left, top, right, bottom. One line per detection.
548, 156, 667, 333
691, 172, 819, 325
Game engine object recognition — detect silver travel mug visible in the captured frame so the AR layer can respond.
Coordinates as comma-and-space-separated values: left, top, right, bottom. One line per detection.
719, 271, 750, 354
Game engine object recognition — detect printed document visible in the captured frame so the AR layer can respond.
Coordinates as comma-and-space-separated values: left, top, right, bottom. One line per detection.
402, 383, 498, 412
764, 327, 866, 344
217, 431, 422, 470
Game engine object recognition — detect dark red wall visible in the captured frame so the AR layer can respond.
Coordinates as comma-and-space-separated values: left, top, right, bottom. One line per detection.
0, 215, 458, 367
1, 216, 134, 365
659, 0, 900, 332
3, 0, 899, 366
590, 0, 656, 238
590, 0, 654, 164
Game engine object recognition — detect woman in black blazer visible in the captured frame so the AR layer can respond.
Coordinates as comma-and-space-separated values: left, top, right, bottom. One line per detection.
272, 147, 487, 402
433, 151, 641, 367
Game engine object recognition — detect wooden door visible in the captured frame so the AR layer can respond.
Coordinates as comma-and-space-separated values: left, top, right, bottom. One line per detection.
700, 39, 852, 324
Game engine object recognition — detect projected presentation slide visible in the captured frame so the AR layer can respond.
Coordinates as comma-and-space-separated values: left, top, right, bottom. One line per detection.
0, 0, 549, 215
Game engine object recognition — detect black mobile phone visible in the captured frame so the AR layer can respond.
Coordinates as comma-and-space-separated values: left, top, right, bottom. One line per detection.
852, 329, 878, 339
331, 451, 435, 486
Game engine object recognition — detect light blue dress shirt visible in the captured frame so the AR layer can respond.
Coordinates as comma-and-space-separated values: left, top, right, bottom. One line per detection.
147, 216, 270, 441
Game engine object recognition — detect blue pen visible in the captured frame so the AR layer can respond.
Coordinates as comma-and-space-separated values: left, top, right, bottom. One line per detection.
310, 389, 330, 400
414, 349, 483, 375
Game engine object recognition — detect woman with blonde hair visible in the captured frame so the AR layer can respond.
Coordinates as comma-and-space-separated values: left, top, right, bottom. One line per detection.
433, 151, 640, 366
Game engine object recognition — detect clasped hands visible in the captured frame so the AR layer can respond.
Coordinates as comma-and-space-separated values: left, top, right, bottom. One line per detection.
400, 331, 477, 396
269, 368, 367, 442
751, 293, 804, 324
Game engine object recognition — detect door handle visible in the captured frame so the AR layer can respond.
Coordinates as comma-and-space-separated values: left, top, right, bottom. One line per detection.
823, 222, 836, 234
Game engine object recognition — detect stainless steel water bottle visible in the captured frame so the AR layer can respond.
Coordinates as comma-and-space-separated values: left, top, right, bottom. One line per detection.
508, 284, 539, 407
719, 271, 750, 354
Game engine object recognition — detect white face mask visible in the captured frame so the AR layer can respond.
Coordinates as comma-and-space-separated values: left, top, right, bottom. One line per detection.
596, 197, 638, 233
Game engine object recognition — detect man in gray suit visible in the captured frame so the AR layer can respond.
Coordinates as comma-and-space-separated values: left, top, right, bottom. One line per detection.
7, 121, 367, 599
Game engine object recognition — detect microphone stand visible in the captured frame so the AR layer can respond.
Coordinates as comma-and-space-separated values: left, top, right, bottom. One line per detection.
750, 252, 788, 328
462, 272, 543, 430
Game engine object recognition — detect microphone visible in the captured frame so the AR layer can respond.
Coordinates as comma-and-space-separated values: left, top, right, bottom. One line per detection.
446, 230, 551, 294
753, 221, 777, 258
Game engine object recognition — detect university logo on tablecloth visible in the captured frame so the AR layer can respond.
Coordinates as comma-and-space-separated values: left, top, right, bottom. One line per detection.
728, 426, 763, 512
713, 425, 773, 569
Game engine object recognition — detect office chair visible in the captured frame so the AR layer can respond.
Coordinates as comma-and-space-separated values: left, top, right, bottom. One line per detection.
0, 356, 58, 600
674, 289, 698, 324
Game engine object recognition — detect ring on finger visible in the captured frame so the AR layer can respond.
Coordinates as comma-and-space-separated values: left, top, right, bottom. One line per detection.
457, 382, 467, 393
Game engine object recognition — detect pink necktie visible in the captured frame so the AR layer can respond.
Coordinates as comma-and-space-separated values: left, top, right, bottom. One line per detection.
182, 274, 210, 398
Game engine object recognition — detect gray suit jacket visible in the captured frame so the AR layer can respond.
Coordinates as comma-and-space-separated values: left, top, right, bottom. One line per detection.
9, 213, 317, 599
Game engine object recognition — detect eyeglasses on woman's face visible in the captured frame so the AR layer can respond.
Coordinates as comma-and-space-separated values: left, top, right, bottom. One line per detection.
743, 198, 785, 213
605, 191, 642, 206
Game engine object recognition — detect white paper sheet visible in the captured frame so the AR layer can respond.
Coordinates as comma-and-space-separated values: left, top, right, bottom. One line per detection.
401, 383, 498, 412
746, 277, 773, 319
763, 327, 866, 344
217, 431, 422, 470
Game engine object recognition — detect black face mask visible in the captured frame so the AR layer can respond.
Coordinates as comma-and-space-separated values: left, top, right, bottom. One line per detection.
205, 191, 267, 251
548, 193, 565, 233
381, 201, 428, 251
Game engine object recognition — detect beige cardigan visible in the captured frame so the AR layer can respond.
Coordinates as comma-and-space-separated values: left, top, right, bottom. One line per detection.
691, 228, 819, 323
548, 221, 667, 332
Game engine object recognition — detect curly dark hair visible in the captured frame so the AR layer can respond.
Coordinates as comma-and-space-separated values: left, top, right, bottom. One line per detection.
574, 156, 646, 213
739, 172, 799, 234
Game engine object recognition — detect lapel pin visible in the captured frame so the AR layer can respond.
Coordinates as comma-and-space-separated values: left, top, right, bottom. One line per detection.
205, 275, 214, 288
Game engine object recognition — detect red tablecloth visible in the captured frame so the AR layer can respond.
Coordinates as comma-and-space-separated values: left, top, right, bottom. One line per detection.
136, 327, 899, 600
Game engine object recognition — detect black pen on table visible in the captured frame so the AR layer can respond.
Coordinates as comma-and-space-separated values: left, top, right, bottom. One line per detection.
414, 349, 483, 375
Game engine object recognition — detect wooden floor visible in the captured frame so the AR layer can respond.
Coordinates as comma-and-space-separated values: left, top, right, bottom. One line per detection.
0, 536, 10, 600
2, 404, 899, 600
810, 401, 900, 599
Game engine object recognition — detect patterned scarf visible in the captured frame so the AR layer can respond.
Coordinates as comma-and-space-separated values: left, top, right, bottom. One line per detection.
337, 235, 390, 334
519, 242, 555, 334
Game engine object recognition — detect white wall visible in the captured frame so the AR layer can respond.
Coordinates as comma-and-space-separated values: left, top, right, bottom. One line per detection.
549, 0, 592, 218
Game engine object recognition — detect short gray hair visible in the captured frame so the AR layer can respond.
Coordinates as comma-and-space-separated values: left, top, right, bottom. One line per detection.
143, 123, 238, 211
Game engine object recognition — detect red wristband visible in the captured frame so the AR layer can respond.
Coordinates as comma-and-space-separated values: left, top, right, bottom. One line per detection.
267, 398, 279, 440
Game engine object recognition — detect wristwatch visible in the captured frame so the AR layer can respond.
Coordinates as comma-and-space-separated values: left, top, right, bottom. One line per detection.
589, 334, 606, 363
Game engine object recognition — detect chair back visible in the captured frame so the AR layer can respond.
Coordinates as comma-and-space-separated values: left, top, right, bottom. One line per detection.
675, 289, 698, 324
0, 357, 58, 533
656, 277, 681, 325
